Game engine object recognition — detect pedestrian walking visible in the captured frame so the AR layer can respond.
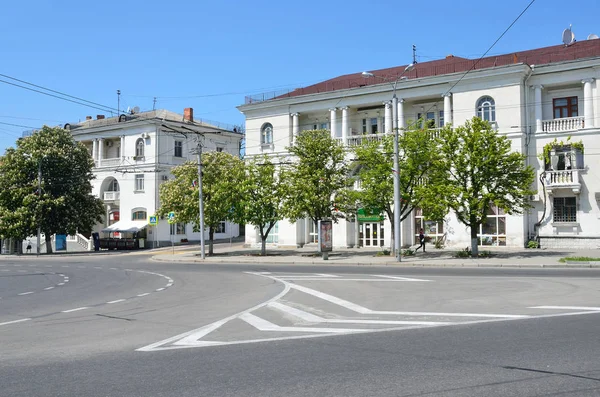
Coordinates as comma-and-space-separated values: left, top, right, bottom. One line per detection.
415, 229, 426, 253
26, 240, 32, 254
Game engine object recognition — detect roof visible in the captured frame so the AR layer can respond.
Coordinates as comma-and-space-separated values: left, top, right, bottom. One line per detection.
102, 220, 148, 233
244, 40, 600, 104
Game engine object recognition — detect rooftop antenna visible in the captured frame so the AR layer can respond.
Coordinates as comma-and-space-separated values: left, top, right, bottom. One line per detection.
153, 97, 157, 110
412, 44, 418, 64
562, 25, 575, 46
588, 33, 599, 40
117, 90, 121, 115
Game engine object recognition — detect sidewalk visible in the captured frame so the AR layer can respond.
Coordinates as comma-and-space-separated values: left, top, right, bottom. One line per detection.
151, 241, 600, 268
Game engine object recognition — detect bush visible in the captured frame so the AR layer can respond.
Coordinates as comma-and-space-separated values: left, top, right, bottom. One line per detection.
402, 249, 415, 256
454, 247, 471, 258
376, 249, 391, 257
527, 240, 539, 249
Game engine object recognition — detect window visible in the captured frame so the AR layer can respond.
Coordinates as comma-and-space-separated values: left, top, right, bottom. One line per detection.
265, 222, 279, 243
553, 97, 578, 119
132, 210, 147, 220
261, 123, 273, 145
135, 174, 144, 192
174, 141, 183, 157
414, 208, 445, 245
553, 197, 576, 223
417, 112, 436, 128
477, 96, 496, 122
170, 222, 186, 235
309, 220, 318, 243
313, 123, 329, 130
362, 118, 367, 133
135, 138, 144, 158
478, 205, 506, 246
215, 221, 226, 234
216, 146, 224, 153
108, 179, 119, 192
439, 110, 445, 127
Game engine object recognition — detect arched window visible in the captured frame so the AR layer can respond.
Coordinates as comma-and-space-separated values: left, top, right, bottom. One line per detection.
132, 209, 147, 220
261, 123, 273, 145
135, 138, 145, 158
477, 96, 496, 122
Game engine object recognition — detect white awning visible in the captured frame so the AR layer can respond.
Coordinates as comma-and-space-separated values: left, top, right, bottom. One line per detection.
101, 220, 148, 233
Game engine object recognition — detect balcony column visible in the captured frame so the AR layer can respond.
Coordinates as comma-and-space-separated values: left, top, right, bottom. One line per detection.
341, 106, 349, 145
443, 93, 452, 127
384, 101, 392, 133
98, 138, 104, 167
120, 135, 125, 159
291, 113, 300, 144
582, 78, 595, 128
92, 139, 98, 161
397, 99, 405, 130
533, 85, 543, 133
329, 108, 338, 138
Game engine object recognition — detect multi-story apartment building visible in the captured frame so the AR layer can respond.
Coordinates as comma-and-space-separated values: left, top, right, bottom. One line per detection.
65, 107, 243, 249
238, 38, 600, 250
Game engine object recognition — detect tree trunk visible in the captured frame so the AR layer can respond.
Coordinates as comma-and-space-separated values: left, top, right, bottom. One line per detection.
208, 228, 214, 256
45, 234, 53, 254
470, 226, 479, 257
261, 237, 267, 256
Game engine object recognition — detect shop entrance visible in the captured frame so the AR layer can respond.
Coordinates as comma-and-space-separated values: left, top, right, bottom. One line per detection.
359, 222, 384, 247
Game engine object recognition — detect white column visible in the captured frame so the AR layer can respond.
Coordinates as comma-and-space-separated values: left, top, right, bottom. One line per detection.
582, 78, 595, 128
92, 139, 98, 161
329, 108, 338, 138
377, 113, 382, 134
292, 113, 300, 143
533, 85, 543, 133
120, 135, 125, 159
384, 102, 392, 134
397, 99, 405, 129
98, 138, 104, 167
341, 107, 349, 145
443, 93, 452, 127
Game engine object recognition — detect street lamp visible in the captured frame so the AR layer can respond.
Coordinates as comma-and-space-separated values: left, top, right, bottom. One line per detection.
362, 63, 415, 261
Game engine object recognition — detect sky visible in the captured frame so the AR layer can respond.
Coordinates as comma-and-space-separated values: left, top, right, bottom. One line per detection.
0, 0, 599, 154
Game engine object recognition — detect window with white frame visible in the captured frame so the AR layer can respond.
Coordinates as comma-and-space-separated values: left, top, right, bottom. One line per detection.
174, 141, 183, 157
477, 96, 496, 122
553, 197, 576, 223
265, 222, 279, 243
215, 221, 226, 234
478, 205, 506, 246
439, 110, 445, 127
309, 220, 318, 243
170, 222, 186, 235
414, 208, 444, 245
135, 138, 144, 158
362, 118, 367, 133
132, 210, 147, 220
370, 118, 378, 134
135, 174, 144, 192
261, 123, 273, 145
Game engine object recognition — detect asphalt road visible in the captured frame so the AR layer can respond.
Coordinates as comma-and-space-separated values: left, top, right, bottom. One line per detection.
1, 255, 600, 396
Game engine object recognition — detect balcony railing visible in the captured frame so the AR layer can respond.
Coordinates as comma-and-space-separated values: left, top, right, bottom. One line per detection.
545, 169, 581, 194
103, 191, 120, 201
347, 133, 386, 147
542, 117, 584, 133
94, 157, 121, 168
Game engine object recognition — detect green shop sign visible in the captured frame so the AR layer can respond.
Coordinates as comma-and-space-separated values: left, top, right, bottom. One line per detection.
357, 208, 384, 222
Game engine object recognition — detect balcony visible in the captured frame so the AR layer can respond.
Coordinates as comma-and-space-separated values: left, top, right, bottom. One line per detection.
94, 157, 122, 168
103, 191, 121, 201
545, 169, 581, 194
542, 117, 584, 133
347, 133, 386, 147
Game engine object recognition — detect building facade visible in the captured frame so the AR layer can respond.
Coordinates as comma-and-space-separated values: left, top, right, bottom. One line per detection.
238, 39, 600, 250
67, 107, 243, 248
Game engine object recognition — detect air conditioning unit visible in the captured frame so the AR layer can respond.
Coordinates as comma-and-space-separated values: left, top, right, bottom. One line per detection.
530, 194, 541, 201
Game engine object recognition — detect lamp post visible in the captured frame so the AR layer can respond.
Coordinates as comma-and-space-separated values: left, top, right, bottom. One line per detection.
362, 63, 415, 261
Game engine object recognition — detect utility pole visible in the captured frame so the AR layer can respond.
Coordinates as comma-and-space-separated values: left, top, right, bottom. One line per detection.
117, 90, 121, 115
37, 159, 42, 256
412, 45, 417, 64
153, 97, 157, 111
196, 143, 206, 259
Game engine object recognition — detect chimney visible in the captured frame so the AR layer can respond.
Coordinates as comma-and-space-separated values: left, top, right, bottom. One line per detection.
184, 107, 194, 122
86, 116, 92, 120
97, 115, 105, 120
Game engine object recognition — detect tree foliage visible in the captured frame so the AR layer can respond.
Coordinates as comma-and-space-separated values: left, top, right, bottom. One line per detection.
241, 155, 286, 255
157, 151, 244, 255
0, 126, 104, 253
436, 117, 535, 256
281, 130, 349, 229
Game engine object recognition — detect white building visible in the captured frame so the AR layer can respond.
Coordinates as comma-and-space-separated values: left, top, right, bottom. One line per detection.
238, 38, 600, 250
67, 107, 243, 249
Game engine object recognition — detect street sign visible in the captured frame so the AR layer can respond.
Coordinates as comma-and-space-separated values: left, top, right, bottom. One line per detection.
167, 211, 175, 224
149, 215, 157, 226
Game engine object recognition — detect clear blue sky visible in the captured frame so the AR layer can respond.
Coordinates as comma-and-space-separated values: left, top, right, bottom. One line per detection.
0, 0, 598, 153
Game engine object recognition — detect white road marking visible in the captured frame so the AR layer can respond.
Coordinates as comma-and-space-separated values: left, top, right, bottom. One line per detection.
530, 306, 600, 311
155, 288, 165, 292
44, 287, 54, 290
239, 313, 365, 333
62, 307, 89, 313
57, 283, 64, 286
18, 292, 34, 296
107, 299, 126, 304
17, 270, 26, 273
279, 274, 339, 279
373, 275, 431, 282
281, 278, 426, 282
1, 269, 9, 272
110, 267, 118, 270
61, 265, 69, 268
315, 274, 339, 277
137, 293, 150, 297
269, 302, 450, 326
0, 318, 31, 326
166, 283, 173, 287
94, 267, 102, 269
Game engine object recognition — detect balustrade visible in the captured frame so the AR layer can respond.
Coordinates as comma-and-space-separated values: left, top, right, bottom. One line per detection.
542, 117, 584, 133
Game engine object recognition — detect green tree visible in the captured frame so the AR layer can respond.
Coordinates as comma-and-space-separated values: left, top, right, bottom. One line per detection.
0, 126, 104, 254
347, 129, 443, 252
437, 117, 535, 256
241, 155, 286, 256
158, 151, 244, 255
282, 130, 349, 236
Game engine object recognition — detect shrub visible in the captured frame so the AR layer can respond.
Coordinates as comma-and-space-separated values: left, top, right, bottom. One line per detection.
402, 249, 415, 256
527, 240, 539, 249
376, 249, 391, 257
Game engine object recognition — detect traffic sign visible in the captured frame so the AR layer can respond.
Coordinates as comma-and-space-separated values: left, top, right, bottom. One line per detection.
149, 215, 157, 226
167, 211, 175, 224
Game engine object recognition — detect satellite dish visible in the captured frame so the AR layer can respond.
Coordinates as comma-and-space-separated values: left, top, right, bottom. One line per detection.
562, 26, 575, 46
588, 34, 599, 40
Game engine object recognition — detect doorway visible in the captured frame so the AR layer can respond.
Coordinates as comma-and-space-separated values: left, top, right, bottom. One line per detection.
359, 222, 384, 247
